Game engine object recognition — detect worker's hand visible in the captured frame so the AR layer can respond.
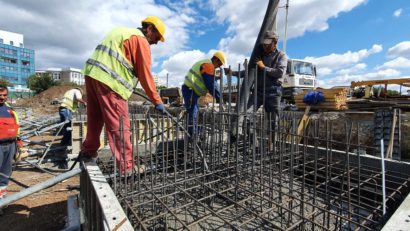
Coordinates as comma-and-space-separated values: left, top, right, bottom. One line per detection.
256, 60, 266, 70
16, 139, 24, 148
15, 147, 29, 161
155, 103, 167, 115
223, 68, 230, 75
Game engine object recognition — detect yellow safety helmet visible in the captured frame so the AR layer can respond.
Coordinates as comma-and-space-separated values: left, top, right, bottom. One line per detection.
213, 51, 226, 66
142, 16, 166, 42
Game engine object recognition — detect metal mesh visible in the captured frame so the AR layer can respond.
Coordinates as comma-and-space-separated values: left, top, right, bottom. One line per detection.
96, 107, 410, 231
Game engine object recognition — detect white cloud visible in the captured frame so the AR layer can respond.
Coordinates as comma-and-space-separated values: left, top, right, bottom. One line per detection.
0, 0, 195, 69
305, 44, 382, 72
158, 50, 207, 87
393, 8, 402, 17
387, 41, 410, 59
321, 68, 401, 88
337, 63, 367, 75
207, 0, 367, 64
376, 57, 410, 70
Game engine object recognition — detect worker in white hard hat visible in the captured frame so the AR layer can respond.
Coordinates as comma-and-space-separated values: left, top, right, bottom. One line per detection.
80, 16, 166, 175
58, 87, 86, 146
181, 51, 227, 136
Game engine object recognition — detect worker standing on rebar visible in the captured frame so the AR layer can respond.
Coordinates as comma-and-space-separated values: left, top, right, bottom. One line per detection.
249, 31, 287, 118
58, 87, 86, 146
79, 16, 166, 175
0, 85, 23, 212
181, 51, 226, 136
227, 31, 287, 143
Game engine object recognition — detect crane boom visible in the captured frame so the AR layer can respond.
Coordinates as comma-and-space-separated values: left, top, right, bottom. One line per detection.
351, 78, 410, 87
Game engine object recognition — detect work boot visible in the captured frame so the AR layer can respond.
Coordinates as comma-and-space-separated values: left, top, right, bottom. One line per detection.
79, 151, 98, 164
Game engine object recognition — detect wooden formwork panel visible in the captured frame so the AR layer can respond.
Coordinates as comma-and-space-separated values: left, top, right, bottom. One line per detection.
71, 121, 107, 154
132, 118, 175, 144
72, 117, 175, 154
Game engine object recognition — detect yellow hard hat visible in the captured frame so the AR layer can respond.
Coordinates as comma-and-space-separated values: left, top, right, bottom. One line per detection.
213, 51, 226, 66
142, 16, 166, 42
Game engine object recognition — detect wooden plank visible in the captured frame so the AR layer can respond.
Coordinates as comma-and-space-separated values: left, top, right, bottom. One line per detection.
386, 109, 397, 159
288, 106, 311, 143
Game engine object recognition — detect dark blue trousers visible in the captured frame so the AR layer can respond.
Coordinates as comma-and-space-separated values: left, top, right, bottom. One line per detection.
59, 107, 72, 146
182, 85, 201, 136
0, 141, 16, 188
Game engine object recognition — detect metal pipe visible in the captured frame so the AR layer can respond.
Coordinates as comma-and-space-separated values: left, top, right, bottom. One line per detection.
0, 167, 82, 207
233, 0, 280, 138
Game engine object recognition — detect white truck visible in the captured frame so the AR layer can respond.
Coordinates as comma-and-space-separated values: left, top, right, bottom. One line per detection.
281, 58, 317, 102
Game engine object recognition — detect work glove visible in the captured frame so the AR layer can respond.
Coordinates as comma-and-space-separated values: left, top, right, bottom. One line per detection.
256, 60, 266, 70
155, 103, 167, 115
223, 68, 230, 75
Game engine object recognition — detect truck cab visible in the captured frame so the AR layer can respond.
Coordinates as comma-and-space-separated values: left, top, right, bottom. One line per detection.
281, 59, 316, 101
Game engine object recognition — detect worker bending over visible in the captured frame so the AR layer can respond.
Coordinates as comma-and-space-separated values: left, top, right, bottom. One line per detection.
58, 87, 86, 146
80, 16, 166, 175
181, 51, 226, 136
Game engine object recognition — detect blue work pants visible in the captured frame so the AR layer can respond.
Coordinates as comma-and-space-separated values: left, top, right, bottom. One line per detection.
59, 107, 72, 146
182, 85, 201, 136
0, 141, 16, 188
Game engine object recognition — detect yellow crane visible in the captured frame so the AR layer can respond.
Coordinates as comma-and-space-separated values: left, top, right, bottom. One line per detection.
351, 78, 410, 87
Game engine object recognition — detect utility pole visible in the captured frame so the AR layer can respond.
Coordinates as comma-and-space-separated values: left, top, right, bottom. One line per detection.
283, 0, 289, 53
166, 73, 169, 88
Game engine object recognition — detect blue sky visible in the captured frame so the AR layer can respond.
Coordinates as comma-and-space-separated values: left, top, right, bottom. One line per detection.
1, 0, 409, 89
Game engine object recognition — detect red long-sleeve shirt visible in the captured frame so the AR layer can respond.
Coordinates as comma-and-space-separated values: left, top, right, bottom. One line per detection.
123, 35, 162, 105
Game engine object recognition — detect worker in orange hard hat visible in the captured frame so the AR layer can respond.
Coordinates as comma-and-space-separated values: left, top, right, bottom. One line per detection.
80, 16, 167, 176
181, 51, 227, 136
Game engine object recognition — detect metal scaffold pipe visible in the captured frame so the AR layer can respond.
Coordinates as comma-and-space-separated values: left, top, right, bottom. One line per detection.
0, 168, 82, 208
233, 0, 280, 137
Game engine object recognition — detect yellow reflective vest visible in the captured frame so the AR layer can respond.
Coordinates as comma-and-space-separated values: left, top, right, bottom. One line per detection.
83, 27, 143, 100
184, 59, 211, 96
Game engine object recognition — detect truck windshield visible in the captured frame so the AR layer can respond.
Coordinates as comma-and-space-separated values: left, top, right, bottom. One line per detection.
293, 61, 314, 75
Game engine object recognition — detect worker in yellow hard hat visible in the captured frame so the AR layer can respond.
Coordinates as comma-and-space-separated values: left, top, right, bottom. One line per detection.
80, 16, 166, 175
181, 51, 227, 136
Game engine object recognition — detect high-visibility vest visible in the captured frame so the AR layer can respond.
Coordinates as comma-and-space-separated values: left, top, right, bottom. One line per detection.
184, 59, 211, 96
0, 104, 20, 141
60, 89, 81, 112
83, 27, 143, 100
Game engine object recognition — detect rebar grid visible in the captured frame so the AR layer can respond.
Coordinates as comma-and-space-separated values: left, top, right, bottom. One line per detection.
96, 107, 410, 231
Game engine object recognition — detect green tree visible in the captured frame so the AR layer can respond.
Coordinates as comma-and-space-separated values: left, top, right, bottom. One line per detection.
0, 78, 13, 88
157, 85, 167, 91
26, 73, 60, 93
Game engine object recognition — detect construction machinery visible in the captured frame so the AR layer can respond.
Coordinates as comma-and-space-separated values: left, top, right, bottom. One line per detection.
159, 87, 183, 106
281, 58, 317, 101
351, 77, 410, 98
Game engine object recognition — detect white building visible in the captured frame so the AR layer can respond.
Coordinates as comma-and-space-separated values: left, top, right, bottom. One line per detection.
36, 67, 84, 85
0, 29, 24, 48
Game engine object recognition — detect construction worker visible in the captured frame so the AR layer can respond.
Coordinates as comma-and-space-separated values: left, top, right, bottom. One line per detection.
0, 85, 23, 213
59, 87, 86, 146
249, 30, 287, 117
181, 51, 226, 136
228, 31, 287, 143
80, 16, 166, 175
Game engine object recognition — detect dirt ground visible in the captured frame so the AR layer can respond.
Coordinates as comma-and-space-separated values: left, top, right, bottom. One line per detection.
0, 86, 148, 230
0, 166, 79, 231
